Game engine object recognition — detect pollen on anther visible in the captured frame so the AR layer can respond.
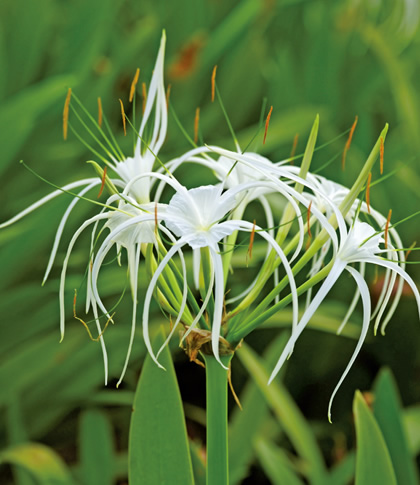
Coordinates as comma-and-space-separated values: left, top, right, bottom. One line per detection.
98, 166, 107, 198
166, 84, 172, 109
97, 97, 103, 128
119, 99, 126, 136
142, 82, 147, 114
380, 136, 384, 175
194, 107, 200, 144
366, 172, 372, 214
63, 88, 72, 140
263, 106, 273, 145
247, 220, 256, 263
342, 115, 358, 170
129, 68, 140, 103
290, 133, 299, 163
211, 65, 217, 102
307, 201, 312, 238
385, 209, 392, 249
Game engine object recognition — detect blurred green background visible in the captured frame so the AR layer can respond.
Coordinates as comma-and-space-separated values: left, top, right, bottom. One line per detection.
0, 0, 419, 483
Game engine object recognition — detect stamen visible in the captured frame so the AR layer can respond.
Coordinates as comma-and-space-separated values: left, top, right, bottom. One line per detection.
142, 82, 147, 114
290, 133, 299, 162
97, 97, 103, 128
247, 220, 256, 263
194, 107, 200, 144
211, 65, 217, 102
307, 201, 312, 238
129, 68, 140, 103
263, 106, 273, 145
406, 240, 416, 259
97, 166, 107, 198
166, 84, 172, 109
380, 136, 384, 174
385, 209, 392, 249
119, 99, 126, 136
366, 172, 372, 214
73, 289, 113, 342
63, 88, 72, 140
342, 115, 358, 170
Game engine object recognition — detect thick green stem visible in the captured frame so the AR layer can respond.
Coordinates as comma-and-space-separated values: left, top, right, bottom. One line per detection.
203, 353, 232, 485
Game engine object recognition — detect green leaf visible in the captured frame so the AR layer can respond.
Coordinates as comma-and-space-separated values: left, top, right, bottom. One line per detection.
0, 443, 74, 485
0, 75, 76, 174
254, 438, 304, 485
189, 440, 206, 485
79, 409, 115, 485
237, 342, 327, 485
353, 391, 397, 485
328, 451, 355, 485
128, 328, 194, 485
373, 368, 419, 485
403, 405, 420, 455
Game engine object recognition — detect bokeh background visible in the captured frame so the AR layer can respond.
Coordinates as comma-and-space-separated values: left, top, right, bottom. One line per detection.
0, 0, 419, 483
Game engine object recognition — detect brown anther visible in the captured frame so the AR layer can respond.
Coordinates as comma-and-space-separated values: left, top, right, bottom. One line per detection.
380, 136, 384, 175
63, 88, 72, 140
97, 166, 107, 198
307, 201, 312, 238
154, 202, 158, 235
166, 84, 172, 109
168, 38, 203, 79
194, 107, 200, 144
366, 172, 372, 214
247, 220, 256, 264
263, 106, 273, 145
142, 82, 147, 114
385, 209, 392, 249
97, 97, 103, 128
129, 68, 140, 103
342, 115, 358, 170
211, 65, 217, 102
290, 133, 299, 163
119, 99, 126, 136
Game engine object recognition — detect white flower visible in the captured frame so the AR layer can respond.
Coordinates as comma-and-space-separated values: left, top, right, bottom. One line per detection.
268, 220, 420, 421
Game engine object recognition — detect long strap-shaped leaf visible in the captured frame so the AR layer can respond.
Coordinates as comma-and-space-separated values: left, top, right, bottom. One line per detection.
129, 328, 194, 485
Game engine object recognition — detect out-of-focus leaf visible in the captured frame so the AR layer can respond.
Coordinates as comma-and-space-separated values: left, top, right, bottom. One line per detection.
0, 75, 76, 174
128, 328, 194, 485
190, 440, 206, 485
404, 405, 420, 456
229, 333, 288, 485
79, 409, 115, 485
373, 368, 418, 485
353, 391, 396, 485
254, 438, 304, 485
328, 451, 355, 485
237, 342, 328, 485
0, 443, 74, 485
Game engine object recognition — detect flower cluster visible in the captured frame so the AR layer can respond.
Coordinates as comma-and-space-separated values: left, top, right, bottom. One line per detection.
2, 32, 419, 417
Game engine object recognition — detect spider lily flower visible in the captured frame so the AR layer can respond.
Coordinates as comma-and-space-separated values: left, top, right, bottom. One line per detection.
268, 220, 420, 421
